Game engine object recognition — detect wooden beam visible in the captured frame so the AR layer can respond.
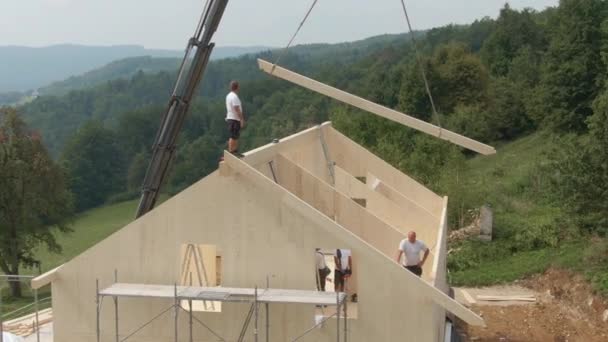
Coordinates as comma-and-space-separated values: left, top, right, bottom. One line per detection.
240, 124, 322, 167
476, 295, 536, 302
368, 173, 439, 219
31, 265, 62, 289
461, 290, 477, 305
258, 59, 496, 155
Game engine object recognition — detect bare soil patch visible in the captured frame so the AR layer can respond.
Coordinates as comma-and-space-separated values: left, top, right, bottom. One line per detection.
458, 268, 608, 342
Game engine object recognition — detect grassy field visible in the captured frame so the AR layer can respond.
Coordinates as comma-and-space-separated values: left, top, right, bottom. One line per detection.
34, 199, 140, 273
2, 199, 150, 317
447, 132, 608, 295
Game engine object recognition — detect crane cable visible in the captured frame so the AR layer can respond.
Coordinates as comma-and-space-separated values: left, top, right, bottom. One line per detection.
269, 0, 442, 134
271, 0, 319, 74
398, 0, 443, 132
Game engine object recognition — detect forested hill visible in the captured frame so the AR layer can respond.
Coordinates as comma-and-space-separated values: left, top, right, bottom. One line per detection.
0, 44, 273, 93
37, 57, 182, 97
0, 45, 181, 93
19, 32, 414, 157
16, 1, 608, 246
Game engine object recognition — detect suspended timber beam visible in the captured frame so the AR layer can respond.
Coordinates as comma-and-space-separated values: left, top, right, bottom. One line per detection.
258, 59, 496, 155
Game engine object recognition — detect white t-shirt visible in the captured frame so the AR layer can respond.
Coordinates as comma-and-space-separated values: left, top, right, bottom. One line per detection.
225, 91, 242, 121
315, 251, 327, 270
398, 239, 428, 266
336, 249, 351, 271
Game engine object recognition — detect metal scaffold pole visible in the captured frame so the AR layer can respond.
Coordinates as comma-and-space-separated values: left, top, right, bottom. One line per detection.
254, 286, 259, 342
336, 291, 341, 342
114, 270, 119, 342
96, 279, 101, 342
266, 276, 270, 342
174, 283, 179, 342
189, 273, 193, 342
343, 295, 347, 342
1, 285, 4, 342
34, 287, 40, 342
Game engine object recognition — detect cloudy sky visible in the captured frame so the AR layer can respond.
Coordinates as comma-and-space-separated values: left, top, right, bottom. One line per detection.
2, 0, 558, 49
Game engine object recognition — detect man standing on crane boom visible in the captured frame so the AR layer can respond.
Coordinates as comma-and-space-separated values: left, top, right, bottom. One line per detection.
225, 80, 245, 157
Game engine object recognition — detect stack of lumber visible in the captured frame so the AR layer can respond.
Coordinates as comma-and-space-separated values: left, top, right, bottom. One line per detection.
2, 308, 53, 337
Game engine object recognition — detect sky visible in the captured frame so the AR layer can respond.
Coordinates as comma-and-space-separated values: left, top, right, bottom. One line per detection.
1, 0, 559, 50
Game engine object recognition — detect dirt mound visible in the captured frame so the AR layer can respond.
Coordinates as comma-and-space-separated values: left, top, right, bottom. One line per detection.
459, 268, 608, 342
523, 268, 608, 323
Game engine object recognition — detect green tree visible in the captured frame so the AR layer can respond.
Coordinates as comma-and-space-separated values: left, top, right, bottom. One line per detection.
168, 135, 219, 192
0, 108, 73, 297
398, 43, 490, 119
549, 87, 608, 233
115, 107, 160, 161
534, 0, 608, 131
488, 78, 533, 140
481, 5, 546, 77
62, 121, 126, 211
127, 150, 150, 192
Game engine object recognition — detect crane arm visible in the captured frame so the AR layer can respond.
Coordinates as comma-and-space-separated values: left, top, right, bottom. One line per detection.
135, 0, 229, 218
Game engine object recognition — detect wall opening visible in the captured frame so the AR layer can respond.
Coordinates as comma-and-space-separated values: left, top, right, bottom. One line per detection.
314, 248, 358, 319
352, 198, 367, 207
179, 244, 222, 312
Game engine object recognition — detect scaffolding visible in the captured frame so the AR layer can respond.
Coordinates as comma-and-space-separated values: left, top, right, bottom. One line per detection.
96, 278, 348, 342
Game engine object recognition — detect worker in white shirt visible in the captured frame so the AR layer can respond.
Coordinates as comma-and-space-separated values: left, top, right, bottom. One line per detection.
334, 249, 352, 292
396, 231, 429, 277
315, 248, 331, 291
225, 80, 245, 157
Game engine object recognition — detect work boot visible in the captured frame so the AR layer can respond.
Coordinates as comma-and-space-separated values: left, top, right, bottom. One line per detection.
229, 150, 245, 158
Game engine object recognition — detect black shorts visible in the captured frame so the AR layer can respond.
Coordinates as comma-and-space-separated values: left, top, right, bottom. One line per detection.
334, 269, 351, 287
335, 270, 345, 287
404, 265, 423, 277
227, 119, 241, 139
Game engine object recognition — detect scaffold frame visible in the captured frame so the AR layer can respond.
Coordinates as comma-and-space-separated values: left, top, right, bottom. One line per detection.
95, 274, 348, 342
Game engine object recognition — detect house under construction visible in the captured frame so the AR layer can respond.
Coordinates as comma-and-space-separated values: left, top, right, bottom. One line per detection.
31, 60, 492, 341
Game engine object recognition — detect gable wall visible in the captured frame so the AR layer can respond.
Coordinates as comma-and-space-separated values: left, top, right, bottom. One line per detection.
52, 168, 440, 341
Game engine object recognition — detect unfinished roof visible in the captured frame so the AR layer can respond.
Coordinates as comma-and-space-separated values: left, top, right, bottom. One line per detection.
220, 122, 482, 326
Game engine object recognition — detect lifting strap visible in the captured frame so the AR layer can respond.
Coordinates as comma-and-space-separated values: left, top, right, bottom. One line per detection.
269, 0, 443, 136
398, 0, 443, 133
271, 0, 320, 73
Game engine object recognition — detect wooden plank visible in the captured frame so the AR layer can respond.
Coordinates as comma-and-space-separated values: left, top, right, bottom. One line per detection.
223, 152, 485, 326
31, 265, 62, 289
461, 290, 477, 305
258, 59, 496, 155
324, 125, 444, 214
240, 124, 321, 167
368, 173, 439, 220
476, 295, 536, 302
430, 196, 448, 292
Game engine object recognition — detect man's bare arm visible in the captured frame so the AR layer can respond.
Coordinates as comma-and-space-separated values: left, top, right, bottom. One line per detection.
233, 105, 245, 127
419, 248, 430, 266
395, 250, 403, 263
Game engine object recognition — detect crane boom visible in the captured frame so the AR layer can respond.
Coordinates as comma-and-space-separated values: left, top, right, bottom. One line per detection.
135, 0, 229, 218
